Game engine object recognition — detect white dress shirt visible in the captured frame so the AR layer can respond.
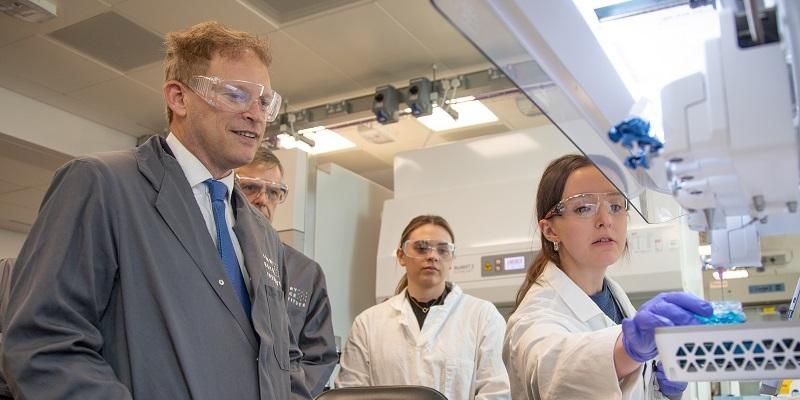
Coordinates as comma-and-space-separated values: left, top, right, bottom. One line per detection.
166, 133, 251, 294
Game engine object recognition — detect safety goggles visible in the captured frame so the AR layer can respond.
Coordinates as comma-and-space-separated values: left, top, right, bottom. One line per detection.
187, 75, 282, 122
238, 176, 288, 203
544, 192, 629, 219
401, 240, 456, 260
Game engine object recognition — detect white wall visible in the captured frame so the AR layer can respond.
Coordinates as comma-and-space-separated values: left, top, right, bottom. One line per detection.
273, 148, 308, 235
0, 229, 26, 259
314, 163, 392, 342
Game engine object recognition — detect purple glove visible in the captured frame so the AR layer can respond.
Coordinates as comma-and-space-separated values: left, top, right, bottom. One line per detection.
655, 361, 687, 398
621, 292, 712, 362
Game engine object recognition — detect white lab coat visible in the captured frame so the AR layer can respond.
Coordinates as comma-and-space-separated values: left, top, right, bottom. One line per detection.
336, 283, 511, 400
504, 262, 664, 400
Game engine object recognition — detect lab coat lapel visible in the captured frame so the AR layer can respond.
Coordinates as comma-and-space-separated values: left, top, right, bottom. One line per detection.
390, 291, 421, 340
607, 277, 637, 318
136, 137, 258, 348
230, 188, 280, 290
543, 263, 611, 326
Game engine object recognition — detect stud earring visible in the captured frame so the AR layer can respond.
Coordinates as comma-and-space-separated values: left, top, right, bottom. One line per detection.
553, 241, 559, 252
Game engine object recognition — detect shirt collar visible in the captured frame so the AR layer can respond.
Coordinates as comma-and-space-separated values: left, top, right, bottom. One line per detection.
389, 283, 463, 313
166, 133, 234, 201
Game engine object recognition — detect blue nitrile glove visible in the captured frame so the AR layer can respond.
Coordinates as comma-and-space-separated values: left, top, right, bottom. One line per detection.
655, 361, 687, 398
621, 292, 713, 362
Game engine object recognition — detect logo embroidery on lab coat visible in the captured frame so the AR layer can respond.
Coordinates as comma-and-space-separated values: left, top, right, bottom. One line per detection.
287, 286, 309, 309
262, 254, 281, 289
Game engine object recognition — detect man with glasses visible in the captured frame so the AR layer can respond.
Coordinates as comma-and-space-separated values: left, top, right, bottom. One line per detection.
237, 148, 337, 397
2, 22, 308, 399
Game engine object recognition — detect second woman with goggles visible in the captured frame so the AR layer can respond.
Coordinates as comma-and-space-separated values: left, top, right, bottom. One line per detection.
336, 215, 511, 399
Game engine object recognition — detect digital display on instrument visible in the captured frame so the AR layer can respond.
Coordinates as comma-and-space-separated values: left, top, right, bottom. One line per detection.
748, 283, 785, 294
504, 256, 526, 271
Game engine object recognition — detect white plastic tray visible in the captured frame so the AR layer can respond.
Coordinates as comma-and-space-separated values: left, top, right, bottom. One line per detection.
654, 320, 800, 381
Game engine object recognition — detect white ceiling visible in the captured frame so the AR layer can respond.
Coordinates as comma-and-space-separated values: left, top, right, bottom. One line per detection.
0, 0, 552, 233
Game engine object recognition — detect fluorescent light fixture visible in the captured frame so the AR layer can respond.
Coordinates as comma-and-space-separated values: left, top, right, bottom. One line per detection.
593, 0, 687, 22
277, 126, 355, 154
712, 269, 749, 280
449, 95, 476, 104
416, 97, 498, 132
466, 132, 540, 159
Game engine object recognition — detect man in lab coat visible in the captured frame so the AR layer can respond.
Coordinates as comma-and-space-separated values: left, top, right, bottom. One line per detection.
237, 147, 338, 396
1, 21, 309, 399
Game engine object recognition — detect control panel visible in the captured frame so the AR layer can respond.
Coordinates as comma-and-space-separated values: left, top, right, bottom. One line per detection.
480, 251, 536, 277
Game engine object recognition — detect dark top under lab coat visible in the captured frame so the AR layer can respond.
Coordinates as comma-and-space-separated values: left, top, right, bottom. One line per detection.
1, 137, 309, 399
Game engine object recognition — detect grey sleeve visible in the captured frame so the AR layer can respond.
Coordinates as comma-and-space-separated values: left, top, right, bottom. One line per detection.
298, 263, 338, 396
1, 160, 131, 400
0, 258, 15, 399
279, 244, 313, 400
0, 258, 15, 331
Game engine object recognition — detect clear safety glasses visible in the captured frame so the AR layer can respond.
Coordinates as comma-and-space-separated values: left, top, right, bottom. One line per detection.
401, 240, 456, 260
238, 176, 288, 203
187, 75, 282, 122
544, 192, 629, 219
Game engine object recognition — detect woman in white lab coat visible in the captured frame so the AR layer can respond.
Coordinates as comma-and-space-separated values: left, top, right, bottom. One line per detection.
336, 215, 511, 399
504, 154, 712, 400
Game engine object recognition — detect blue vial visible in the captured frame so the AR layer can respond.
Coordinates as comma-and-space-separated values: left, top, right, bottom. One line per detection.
697, 300, 746, 325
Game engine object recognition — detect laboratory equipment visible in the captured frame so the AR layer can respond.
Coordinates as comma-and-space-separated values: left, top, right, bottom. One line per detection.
375, 126, 702, 312
372, 85, 401, 124
654, 320, 799, 381
431, 0, 800, 387
406, 77, 434, 117
697, 301, 746, 325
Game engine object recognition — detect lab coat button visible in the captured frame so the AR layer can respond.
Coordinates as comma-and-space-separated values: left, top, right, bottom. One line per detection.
218, 279, 224, 285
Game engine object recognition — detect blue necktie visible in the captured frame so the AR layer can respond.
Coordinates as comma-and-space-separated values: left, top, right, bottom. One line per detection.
204, 179, 252, 318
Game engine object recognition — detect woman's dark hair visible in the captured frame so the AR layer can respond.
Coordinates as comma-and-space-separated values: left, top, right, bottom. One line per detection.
394, 215, 455, 295
513, 154, 594, 308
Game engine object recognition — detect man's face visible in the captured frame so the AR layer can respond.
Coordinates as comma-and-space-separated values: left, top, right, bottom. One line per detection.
237, 162, 283, 221
180, 50, 271, 178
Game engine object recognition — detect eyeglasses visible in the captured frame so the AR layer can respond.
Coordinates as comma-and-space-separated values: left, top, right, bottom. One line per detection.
401, 240, 455, 260
544, 192, 629, 219
186, 75, 282, 122
238, 176, 288, 203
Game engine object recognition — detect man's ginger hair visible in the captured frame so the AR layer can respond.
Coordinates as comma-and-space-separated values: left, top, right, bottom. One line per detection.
163, 21, 272, 122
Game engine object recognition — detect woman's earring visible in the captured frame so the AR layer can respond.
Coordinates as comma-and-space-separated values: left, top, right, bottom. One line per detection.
553, 241, 559, 252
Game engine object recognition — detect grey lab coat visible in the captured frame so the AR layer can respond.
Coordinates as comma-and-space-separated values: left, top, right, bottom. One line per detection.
2, 137, 308, 399
0, 257, 13, 400
281, 244, 338, 396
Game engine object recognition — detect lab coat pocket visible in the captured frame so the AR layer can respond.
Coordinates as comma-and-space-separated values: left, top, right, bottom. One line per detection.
445, 358, 475, 398
263, 283, 291, 371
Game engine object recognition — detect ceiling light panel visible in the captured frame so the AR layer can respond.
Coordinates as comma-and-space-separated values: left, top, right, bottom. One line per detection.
416, 99, 499, 132
48, 12, 164, 71
278, 126, 356, 154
